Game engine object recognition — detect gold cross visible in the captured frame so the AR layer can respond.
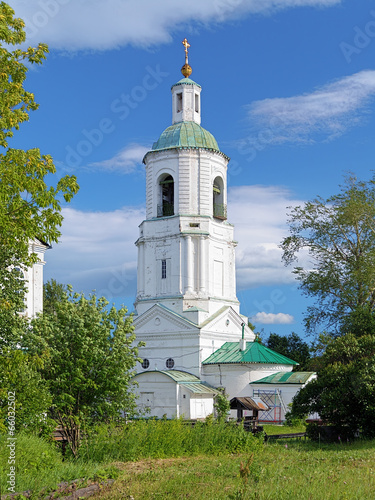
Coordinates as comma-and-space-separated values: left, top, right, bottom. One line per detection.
182, 38, 190, 64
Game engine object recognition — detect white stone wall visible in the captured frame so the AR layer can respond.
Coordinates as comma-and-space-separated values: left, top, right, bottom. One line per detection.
24, 240, 48, 318
202, 363, 294, 400
135, 213, 238, 316
133, 372, 178, 419
134, 305, 254, 379
172, 82, 201, 125
132, 371, 215, 419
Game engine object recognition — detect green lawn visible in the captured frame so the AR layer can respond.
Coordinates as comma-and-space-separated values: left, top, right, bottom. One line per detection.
92, 439, 375, 500
2, 424, 375, 499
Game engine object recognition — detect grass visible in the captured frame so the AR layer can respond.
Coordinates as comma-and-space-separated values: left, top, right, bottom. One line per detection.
91, 439, 375, 500
0, 433, 116, 498
263, 422, 307, 435
3, 422, 375, 499
0, 420, 261, 498
80, 419, 263, 462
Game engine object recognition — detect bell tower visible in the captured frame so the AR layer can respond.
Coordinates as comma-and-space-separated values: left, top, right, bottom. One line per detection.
134, 40, 239, 321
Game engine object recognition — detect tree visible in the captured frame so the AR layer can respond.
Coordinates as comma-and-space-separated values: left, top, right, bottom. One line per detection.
0, 3, 79, 345
291, 334, 375, 438
28, 284, 144, 457
266, 332, 311, 369
0, 349, 52, 434
281, 175, 375, 336
43, 279, 67, 315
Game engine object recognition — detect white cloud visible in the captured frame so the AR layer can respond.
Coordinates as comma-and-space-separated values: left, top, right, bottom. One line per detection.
8, 0, 341, 52
44, 185, 302, 304
251, 312, 294, 324
44, 206, 144, 302
89, 144, 148, 174
229, 185, 303, 289
246, 70, 375, 144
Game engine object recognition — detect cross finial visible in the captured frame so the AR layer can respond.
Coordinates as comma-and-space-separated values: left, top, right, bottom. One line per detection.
181, 38, 193, 78
182, 38, 190, 64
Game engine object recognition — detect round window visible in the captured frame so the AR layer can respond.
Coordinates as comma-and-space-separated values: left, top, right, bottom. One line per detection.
166, 358, 175, 369
141, 359, 150, 369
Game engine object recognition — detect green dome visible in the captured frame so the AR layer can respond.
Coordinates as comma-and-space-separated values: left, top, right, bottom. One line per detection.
152, 121, 220, 152
171, 78, 201, 89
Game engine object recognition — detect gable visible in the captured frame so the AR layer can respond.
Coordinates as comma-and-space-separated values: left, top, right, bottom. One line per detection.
134, 303, 198, 335
200, 306, 255, 341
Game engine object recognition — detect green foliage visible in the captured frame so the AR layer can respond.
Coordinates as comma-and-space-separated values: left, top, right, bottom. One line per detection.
43, 279, 67, 315
0, 250, 28, 349
281, 174, 375, 336
0, 348, 52, 434
340, 305, 375, 337
292, 334, 375, 438
0, 3, 79, 347
283, 405, 306, 428
79, 419, 263, 463
214, 389, 231, 421
0, 432, 116, 496
266, 332, 311, 369
28, 283, 143, 457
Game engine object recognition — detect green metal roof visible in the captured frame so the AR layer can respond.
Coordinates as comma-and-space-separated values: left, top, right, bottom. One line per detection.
202, 342, 299, 366
180, 383, 217, 394
135, 370, 218, 394
252, 371, 315, 385
156, 370, 201, 383
151, 121, 220, 153
171, 77, 201, 88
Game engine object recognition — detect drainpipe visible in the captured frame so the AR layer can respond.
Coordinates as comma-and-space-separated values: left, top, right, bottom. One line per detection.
239, 322, 246, 351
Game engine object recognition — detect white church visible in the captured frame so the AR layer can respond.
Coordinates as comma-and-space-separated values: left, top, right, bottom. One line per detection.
25, 40, 315, 422
131, 40, 315, 421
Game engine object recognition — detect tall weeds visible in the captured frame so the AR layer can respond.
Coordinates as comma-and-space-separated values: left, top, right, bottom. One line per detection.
81, 419, 263, 463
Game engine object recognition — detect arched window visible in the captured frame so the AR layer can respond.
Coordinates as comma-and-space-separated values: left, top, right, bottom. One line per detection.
213, 176, 227, 220
158, 175, 174, 217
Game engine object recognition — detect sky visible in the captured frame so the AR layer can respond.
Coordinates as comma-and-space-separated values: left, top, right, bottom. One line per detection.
7, 0, 375, 341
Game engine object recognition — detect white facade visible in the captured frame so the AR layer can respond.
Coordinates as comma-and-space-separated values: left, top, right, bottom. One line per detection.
24, 239, 48, 318
132, 370, 215, 420
202, 363, 294, 398
171, 78, 201, 125
136, 147, 237, 317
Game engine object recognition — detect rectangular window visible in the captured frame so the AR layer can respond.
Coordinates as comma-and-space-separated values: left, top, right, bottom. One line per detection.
195, 94, 199, 113
177, 93, 182, 113
161, 259, 167, 279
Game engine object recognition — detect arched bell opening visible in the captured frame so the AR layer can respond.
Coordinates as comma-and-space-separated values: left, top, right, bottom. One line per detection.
213, 176, 227, 220
158, 174, 175, 217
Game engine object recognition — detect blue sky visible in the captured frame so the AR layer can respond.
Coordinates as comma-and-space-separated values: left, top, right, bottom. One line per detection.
7, 0, 375, 340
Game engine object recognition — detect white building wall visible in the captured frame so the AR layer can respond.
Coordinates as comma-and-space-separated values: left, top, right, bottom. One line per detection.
134, 305, 254, 379
132, 372, 179, 419
132, 371, 215, 420
172, 81, 201, 125
190, 395, 214, 420
202, 364, 294, 400
24, 240, 48, 318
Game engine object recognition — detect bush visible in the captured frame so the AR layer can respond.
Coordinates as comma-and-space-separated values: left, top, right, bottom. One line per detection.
306, 423, 357, 442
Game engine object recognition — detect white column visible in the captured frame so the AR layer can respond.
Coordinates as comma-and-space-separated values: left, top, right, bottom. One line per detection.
199, 236, 206, 293
138, 242, 145, 295
185, 235, 193, 292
